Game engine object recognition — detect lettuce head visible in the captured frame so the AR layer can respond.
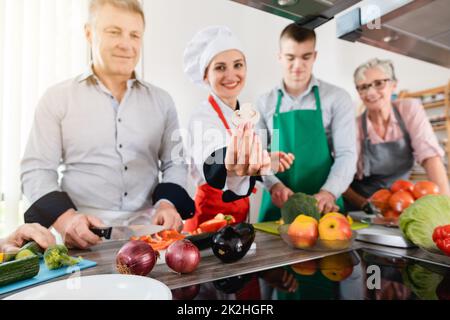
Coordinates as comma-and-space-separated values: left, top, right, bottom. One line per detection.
399, 195, 450, 250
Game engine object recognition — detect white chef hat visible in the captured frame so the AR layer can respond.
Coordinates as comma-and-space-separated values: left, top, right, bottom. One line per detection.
183, 25, 245, 87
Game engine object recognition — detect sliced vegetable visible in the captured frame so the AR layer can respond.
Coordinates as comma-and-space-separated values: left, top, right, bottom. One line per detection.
133, 229, 187, 252
15, 249, 36, 260
198, 219, 227, 233
19, 241, 44, 257
197, 214, 236, 234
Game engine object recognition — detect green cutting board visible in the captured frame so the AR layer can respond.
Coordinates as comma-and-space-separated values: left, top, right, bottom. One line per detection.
253, 220, 369, 235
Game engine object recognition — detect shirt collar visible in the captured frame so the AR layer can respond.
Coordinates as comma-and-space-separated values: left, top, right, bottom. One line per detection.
365, 104, 399, 139
210, 92, 239, 116
77, 65, 149, 89
278, 75, 319, 101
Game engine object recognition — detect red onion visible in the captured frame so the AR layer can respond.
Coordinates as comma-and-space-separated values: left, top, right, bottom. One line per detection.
172, 284, 201, 300
116, 240, 157, 276
165, 240, 200, 274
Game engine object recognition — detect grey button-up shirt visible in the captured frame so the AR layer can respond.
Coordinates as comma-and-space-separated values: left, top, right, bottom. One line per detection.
256, 76, 357, 198
21, 68, 187, 213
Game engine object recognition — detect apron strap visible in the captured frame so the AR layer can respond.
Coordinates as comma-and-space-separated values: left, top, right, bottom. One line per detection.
361, 109, 372, 177
360, 105, 413, 177
275, 85, 321, 119
275, 90, 283, 115
361, 105, 411, 143
208, 95, 233, 135
392, 105, 412, 146
313, 85, 321, 111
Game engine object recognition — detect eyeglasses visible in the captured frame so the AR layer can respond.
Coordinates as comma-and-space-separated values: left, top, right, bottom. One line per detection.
356, 79, 391, 94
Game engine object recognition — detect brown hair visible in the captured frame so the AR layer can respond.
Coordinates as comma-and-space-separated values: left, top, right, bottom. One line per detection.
280, 23, 316, 46
88, 0, 145, 26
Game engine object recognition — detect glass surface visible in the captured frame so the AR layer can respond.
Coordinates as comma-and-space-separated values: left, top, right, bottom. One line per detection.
171, 249, 450, 300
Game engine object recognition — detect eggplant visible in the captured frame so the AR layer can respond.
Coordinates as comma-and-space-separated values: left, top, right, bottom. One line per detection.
212, 223, 255, 263
213, 274, 252, 294
185, 232, 215, 251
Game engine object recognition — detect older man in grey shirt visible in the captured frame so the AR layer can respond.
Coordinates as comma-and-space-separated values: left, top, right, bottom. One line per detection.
20, 0, 193, 249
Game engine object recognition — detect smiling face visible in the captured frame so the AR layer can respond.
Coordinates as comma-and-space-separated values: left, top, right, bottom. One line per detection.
356, 67, 397, 112
85, 4, 144, 79
204, 50, 247, 104
278, 37, 317, 88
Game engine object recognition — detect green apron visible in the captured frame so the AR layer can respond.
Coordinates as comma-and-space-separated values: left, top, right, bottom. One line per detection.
259, 85, 344, 223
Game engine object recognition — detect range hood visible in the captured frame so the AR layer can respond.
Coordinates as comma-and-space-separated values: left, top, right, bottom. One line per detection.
229, 0, 362, 28
337, 0, 450, 68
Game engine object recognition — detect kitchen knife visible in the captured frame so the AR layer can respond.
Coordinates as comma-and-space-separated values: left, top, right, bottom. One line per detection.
90, 224, 165, 241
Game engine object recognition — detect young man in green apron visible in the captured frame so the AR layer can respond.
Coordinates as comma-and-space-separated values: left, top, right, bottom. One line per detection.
256, 24, 358, 300
257, 23, 357, 222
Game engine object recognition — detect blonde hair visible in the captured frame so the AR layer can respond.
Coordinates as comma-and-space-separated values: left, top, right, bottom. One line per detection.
354, 58, 397, 83
88, 0, 145, 26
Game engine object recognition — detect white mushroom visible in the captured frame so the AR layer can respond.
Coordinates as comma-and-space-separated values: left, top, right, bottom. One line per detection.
231, 102, 260, 126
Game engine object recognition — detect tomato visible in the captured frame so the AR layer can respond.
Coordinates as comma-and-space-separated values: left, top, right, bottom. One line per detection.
390, 180, 414, 193
382, 209, 401, 220
389, 190, 415, 212
198, 219, 228, 233
413, 181, 440, 199
370, 189, 392, 211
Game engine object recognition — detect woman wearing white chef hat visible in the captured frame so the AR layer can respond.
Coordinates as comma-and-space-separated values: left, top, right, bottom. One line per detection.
182, 25, 294, 232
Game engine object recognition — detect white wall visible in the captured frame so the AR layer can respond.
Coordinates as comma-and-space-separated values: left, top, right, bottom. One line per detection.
143, 0, 450, 222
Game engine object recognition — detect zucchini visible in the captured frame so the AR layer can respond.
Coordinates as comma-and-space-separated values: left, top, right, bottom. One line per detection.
0, 255, 40, 287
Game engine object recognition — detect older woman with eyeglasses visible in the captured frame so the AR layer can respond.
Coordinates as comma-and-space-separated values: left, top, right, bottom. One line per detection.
343, 58, 450, 212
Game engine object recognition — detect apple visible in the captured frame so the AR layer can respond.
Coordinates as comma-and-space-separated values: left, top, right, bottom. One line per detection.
320, 212, 349, 224
291, 260, 318, 276
287, 215, 319, 249
319, 253, 354, 282
318, 214, 352, 241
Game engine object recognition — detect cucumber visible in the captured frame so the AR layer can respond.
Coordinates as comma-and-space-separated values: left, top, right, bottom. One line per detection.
0, 255, 40, 287
19, 241, 44, 257
2, 252, 17, 263
15, 249, 36, 260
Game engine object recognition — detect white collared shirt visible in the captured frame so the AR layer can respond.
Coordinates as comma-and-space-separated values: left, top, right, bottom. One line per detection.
186, 92, 250, 195
256, 76, 357, 198
21, 68, 187, 212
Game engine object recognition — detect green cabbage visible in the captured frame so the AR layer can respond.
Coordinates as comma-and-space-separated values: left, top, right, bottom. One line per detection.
399, 195, 450, 250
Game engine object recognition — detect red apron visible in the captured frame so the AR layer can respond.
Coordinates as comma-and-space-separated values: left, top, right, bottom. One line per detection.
183, 95, 250, 232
